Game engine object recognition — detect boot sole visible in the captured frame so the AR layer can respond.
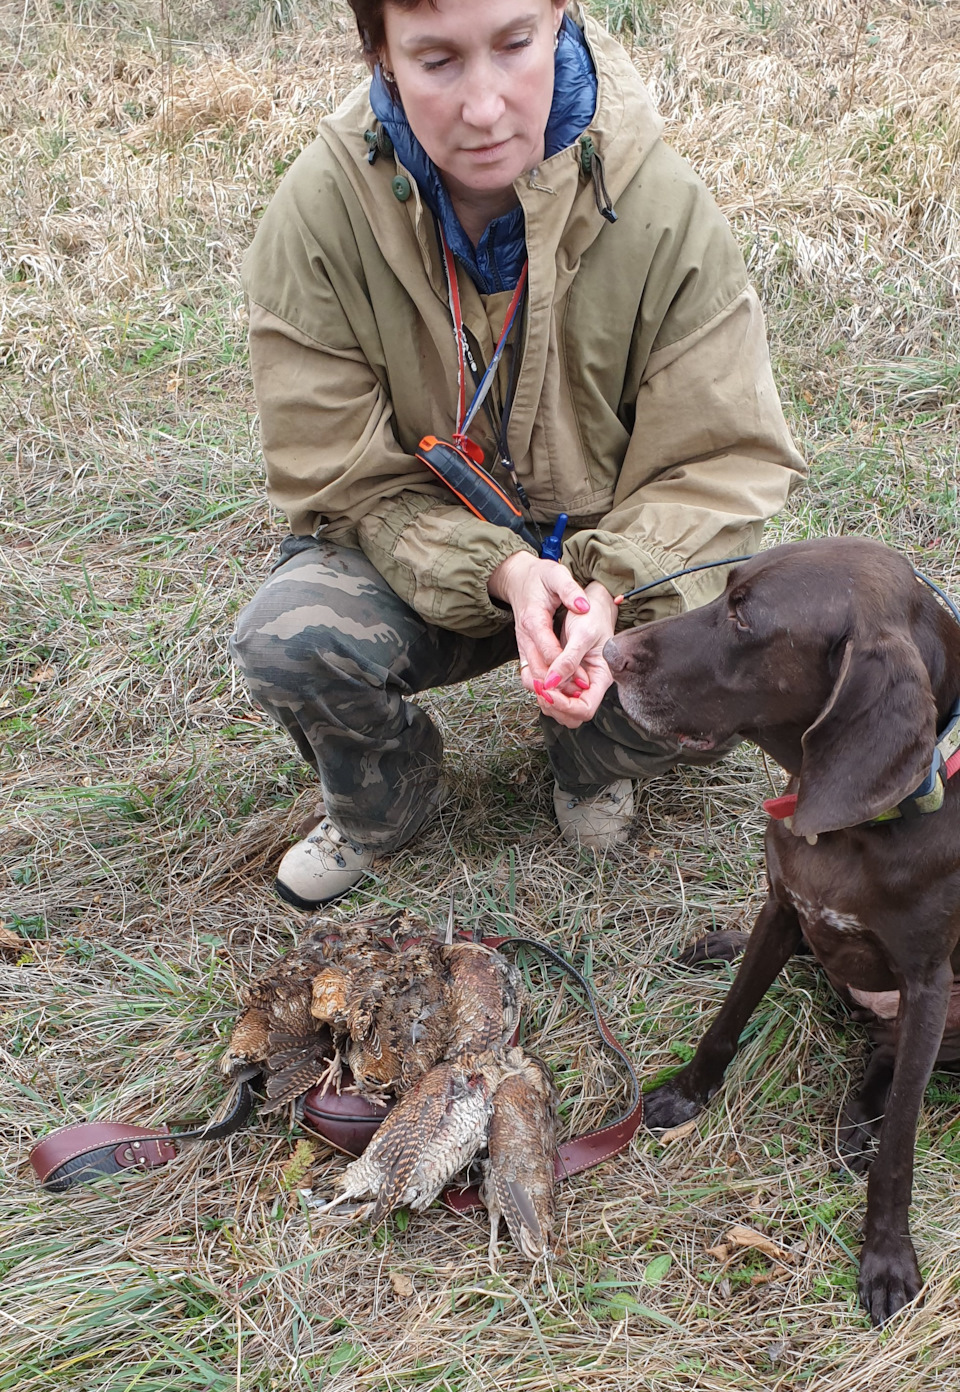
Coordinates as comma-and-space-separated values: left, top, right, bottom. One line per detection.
274, 877, 359, 911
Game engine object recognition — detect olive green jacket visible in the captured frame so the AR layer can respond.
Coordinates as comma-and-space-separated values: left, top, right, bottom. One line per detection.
243, 9, 805, 635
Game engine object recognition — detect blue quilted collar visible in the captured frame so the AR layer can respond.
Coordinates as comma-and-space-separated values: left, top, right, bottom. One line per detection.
370, 14, 597, 293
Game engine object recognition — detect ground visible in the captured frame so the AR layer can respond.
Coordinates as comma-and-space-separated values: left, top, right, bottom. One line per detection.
2, 0, 960, 1388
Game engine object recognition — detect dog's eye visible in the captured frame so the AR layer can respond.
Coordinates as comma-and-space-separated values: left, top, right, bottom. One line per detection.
728, 602, 750, 633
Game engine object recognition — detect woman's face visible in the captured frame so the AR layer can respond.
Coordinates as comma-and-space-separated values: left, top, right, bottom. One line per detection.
381, 0, 564, 200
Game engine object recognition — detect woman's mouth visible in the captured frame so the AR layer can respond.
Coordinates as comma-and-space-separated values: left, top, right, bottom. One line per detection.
462, 138, 512, 162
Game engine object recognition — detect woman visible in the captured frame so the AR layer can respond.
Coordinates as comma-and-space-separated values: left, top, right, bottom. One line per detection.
231, 0, 804, 909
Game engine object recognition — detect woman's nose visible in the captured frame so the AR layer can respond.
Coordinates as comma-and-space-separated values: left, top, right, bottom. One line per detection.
459, 64, 507, 129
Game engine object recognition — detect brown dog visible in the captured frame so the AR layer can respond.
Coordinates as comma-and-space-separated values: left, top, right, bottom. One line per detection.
604, 537, 960, 1324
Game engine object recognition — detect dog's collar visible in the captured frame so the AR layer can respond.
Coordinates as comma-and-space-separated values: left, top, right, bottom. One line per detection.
764, 696, 960, 827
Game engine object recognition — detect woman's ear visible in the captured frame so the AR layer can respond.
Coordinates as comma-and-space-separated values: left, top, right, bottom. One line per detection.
376, 47, 399, 102
792, 633, 937, 836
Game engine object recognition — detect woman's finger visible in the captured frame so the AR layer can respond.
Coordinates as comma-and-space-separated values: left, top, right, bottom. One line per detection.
538, 665, 613, 726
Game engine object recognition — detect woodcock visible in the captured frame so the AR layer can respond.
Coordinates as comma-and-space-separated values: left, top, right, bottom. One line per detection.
220, 913, 559, 1260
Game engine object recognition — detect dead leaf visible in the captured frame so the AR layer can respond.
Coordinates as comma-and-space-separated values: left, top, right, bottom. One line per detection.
659, 1119, 698, 1145
723, 1224, 792, 1263
28, 665, 56, 685
389, 1271, 414, 1299
705, 1243, 732, 1261
0, 926, 25, 956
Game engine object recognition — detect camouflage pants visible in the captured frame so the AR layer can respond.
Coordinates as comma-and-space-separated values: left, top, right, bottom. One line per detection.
229, 536, 710, 852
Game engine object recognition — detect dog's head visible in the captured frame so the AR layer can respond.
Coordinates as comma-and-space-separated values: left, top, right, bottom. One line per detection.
604, 538, 943, 836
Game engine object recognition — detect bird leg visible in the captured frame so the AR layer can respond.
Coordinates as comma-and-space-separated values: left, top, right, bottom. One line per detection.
304, 1191, 374, 1220
341, 1080, 392, 1108
487, 1211, 502, 1273
313, 1048, 343, 1098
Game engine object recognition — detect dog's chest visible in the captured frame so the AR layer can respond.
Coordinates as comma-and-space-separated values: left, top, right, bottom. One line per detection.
784, 886, 866, 938
769, 825, 885, 949
782, 882, 898, 996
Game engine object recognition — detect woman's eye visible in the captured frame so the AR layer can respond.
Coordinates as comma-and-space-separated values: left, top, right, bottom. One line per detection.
503, 36, 533, 53
421, 55, 452, 71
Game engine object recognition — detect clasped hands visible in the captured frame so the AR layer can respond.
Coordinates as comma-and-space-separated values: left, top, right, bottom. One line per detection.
487, 551, 617, 729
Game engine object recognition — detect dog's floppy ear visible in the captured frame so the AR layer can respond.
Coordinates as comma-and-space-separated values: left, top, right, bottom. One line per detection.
792, 633, 937, 836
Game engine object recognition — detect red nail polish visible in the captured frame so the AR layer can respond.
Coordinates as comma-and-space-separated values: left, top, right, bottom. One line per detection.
533, 678, 543, 694
541, 692, 554, 705
574, 598, 590, 614
544, 673, 561, 690
574, 677, 589, 689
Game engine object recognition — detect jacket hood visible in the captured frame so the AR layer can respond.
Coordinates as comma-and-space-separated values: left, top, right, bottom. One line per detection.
370, 13, 597, 293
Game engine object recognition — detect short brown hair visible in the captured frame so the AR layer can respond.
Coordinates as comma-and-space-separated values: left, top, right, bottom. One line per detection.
345, 0, 438, 66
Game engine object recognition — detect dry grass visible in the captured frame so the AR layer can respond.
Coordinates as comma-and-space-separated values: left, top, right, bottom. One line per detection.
2, 0, 960, 1387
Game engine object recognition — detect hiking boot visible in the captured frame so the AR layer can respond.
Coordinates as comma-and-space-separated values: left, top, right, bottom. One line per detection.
274, 780, 453, 909
553, 779, 635, 850
275, 817, 375, 909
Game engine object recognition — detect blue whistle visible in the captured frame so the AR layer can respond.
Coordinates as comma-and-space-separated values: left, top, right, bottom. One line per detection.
540, 513, 568, 561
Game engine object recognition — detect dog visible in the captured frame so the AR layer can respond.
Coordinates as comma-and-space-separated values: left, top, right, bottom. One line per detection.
604, 537, 960, 1324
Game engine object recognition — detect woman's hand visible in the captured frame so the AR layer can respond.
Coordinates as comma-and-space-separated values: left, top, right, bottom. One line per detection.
487, 554, 616, 729
543, 580, 617, 727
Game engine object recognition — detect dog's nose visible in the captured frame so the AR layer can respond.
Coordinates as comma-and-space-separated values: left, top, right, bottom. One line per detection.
603, 638, 627, 673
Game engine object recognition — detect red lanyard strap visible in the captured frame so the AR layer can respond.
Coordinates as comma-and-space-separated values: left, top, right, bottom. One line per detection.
438, 231, 528, 446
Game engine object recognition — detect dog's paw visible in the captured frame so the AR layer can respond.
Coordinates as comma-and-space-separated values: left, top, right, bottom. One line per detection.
643, 1082, 704, 1131
675, 930, 750, 969
858, 1235, 923, 1325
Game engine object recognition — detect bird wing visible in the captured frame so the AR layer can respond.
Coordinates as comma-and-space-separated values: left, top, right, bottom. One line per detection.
260, 1025, 336, 1110
337, 1061, 492, 1224
336, 1062, 454, 1218
389, 975, 454, 1091
485, 1056, 558, 1260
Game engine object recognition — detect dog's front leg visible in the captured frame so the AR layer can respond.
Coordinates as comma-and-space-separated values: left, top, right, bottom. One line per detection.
644, 894, 802, 1129
857, 959, 952, 1325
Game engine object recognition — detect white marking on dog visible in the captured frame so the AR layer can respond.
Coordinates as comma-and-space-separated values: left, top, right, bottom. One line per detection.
785, 889, 816, 925
821, 907, 866, 935
785, 890, 865, 935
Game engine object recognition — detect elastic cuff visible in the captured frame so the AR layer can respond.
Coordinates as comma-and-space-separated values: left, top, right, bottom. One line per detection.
271, 533, 325, 572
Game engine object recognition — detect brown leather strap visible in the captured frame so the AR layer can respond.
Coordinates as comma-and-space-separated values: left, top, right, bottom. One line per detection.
30, 1122, 178, 1190
29, 1081, 256, 1191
